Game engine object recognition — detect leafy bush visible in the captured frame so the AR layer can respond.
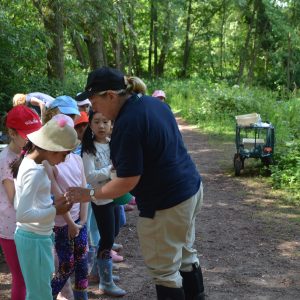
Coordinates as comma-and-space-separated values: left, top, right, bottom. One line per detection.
271, 140, 300, 204
157, 78, 300, 205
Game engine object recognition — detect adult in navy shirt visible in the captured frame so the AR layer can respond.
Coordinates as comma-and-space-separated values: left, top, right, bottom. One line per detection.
67, 67, 205, 300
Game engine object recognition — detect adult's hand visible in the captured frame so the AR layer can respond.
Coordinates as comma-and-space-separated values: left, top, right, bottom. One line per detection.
65, 187, 90, 203
55, 195, 73, 215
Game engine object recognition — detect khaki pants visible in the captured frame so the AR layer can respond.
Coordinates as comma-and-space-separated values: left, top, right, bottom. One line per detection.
137, 183, 203, 288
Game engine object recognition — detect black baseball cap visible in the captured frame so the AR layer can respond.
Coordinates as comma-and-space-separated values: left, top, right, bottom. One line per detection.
75, 67, 127, 101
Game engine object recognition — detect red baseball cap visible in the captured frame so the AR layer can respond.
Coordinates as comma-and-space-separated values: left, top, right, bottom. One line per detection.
74, 111, 89, 126
6, 105, 42, 139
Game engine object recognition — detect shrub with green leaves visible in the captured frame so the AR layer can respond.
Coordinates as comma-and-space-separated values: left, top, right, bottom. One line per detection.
156, 78, 300, 205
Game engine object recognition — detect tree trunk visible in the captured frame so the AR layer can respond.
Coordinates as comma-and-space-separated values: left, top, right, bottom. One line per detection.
286, 32, 291, 91
219, 0, 226, 79
237, 0, 255, 84
85, 25, 106, 69
71, 32, 88, 68
247, 0, 267, 85
33, 0, 64, 81
157, 1, 172, 76
153, 0, 158, 76
148, 0, 154, 75
181, 0, 193, 78
127, 0, 134, 75
116, 7, 123, 71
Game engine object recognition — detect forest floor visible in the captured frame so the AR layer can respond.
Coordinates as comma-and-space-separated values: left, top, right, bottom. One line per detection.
1, 117, 300, 300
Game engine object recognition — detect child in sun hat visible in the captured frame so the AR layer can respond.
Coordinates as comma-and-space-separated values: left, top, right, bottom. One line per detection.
11, 116, 78, 300
0, 105, 42, 300
42, 108, 89, 299
44, 96, 82, 300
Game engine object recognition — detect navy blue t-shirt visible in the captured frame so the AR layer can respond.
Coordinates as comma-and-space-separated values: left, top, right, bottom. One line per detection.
110, 94, 201, 218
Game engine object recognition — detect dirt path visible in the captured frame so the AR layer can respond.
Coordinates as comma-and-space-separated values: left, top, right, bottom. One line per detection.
1, 117, 300, 299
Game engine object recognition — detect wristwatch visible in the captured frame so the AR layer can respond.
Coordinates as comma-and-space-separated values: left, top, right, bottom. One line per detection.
89, 189, 96, 201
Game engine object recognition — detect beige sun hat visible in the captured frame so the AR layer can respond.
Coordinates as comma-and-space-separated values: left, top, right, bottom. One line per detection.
27, 115, 80, 151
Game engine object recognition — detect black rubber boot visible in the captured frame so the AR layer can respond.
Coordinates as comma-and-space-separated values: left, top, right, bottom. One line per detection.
155, 285, 185, 300
180, 264, 205, 300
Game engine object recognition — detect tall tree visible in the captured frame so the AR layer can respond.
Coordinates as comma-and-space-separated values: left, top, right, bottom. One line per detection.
33, 0, 65, 81
181, 0, 193, 77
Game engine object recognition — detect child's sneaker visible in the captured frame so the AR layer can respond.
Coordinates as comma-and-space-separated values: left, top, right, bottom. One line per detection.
128, 196, 137, 205
124, 204, 135, 212
111, 250, 124, 263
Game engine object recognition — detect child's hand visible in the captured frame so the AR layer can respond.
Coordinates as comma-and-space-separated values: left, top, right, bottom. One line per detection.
55, 196, 72, 215
78, 219, 87, 226
68, 222, 82, 239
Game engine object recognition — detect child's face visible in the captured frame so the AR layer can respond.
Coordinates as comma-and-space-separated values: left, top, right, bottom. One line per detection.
79, 104, 90, 113
46, 150, 70, 165
9, 129, 27, 149
90, 113, 111, 142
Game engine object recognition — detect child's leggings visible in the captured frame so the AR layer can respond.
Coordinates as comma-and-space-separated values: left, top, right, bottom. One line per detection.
91, 201, 120, 259
0, 237, 26, 300
14, 229, 54, 300
51, 222, 88, 296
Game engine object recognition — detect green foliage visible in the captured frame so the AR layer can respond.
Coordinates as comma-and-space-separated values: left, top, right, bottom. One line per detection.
0, 0, 299, 204
271, 140, 300, 204
161, 77, 300, 204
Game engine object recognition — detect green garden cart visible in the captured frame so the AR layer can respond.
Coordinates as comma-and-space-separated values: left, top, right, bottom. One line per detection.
234, 113, 275, 176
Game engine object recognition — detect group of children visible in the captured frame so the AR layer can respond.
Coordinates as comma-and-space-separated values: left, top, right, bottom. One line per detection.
0, 93, 140, 300
0, 86, 166, 300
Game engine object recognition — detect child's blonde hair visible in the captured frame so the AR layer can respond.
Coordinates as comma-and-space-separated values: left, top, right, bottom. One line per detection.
12, 94, 26, 106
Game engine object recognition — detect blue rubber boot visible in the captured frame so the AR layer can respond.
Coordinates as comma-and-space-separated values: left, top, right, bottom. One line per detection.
97, 258, 127, 297
73, 290, 88, 300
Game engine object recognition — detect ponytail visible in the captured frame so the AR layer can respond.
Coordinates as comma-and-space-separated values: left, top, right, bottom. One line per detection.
10, 141, 34, 178
125, 76, 147, 95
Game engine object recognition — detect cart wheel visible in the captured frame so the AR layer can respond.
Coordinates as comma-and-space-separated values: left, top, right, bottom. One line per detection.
234, 154, 243, 176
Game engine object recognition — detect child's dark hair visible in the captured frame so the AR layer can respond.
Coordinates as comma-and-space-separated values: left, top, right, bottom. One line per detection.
10, 141, 34, 178
81, 110, 96, 156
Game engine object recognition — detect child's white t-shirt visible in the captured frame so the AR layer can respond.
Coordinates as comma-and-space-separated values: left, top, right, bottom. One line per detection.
15, 157, 56, 236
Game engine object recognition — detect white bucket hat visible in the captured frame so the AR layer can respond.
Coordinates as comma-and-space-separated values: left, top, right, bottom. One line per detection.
27, 115, 80, 151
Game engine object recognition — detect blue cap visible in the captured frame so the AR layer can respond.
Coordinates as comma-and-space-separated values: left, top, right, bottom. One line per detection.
49, 95, 80, 115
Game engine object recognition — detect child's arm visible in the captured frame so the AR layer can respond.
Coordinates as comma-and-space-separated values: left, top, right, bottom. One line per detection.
29, 96, 45, 111
0, 156, 16, 204
79, 165, 88, 225
42, 160, 64, 199
2, 179, 15, 204
43, 160, 80, 237
65, 213, 82, 238
79, 203, 88, 225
